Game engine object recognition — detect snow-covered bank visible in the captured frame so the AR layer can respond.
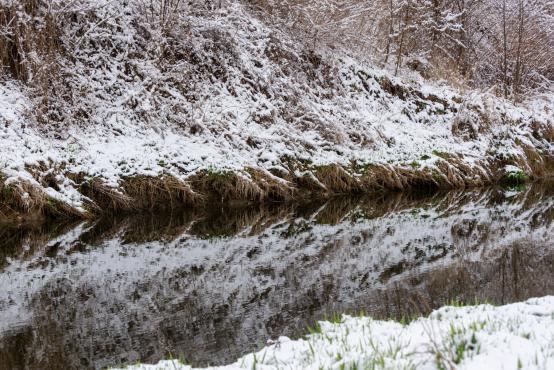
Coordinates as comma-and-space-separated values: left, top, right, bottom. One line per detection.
117, 296, 554, 370
1, 1, 553, 218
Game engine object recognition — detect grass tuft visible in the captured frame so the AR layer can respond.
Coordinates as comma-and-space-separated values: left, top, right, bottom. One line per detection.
503, 170, 529, 185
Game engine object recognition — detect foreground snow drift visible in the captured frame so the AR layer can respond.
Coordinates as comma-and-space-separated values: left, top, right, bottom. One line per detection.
118, 296, 554, 370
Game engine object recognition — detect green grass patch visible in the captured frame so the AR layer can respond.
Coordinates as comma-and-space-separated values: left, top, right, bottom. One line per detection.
503, 170, 529, 185
324, 312, 345, 325
409, 161, 421, 169
351, 161, 373, 175
431, 150, 450, 159
446, 297, 493, 308
306, 321, 322, 335
1, 184, 13, 200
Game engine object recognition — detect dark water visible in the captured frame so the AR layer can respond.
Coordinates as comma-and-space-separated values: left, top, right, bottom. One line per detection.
0, 183, 553, 370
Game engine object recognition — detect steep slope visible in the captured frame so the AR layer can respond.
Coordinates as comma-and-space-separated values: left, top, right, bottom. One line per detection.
0, 0, 553, 218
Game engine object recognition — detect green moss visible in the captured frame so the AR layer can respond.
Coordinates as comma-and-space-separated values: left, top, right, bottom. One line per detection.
431, 169, 444, 183
1, 184, 14, 201
432, 149, 449, 158
409, 161, 421, 169
280, 155, 313, 172
351, 161, 373, 175
205, 166, 234, 181
45, 197, 61, 211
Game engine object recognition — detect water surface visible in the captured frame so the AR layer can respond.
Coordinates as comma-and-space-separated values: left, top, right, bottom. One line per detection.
0, 184, 553, 369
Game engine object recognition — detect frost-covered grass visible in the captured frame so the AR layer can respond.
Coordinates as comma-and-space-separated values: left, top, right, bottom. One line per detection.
115, 296, 554, 370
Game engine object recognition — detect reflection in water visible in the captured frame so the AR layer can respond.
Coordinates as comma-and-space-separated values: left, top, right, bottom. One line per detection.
0, 184, 553, 370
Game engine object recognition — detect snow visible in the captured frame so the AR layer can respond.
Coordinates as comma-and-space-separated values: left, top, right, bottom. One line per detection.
505, 165, 523, 174
0, 1, 552, 211
117, 296, 554, 370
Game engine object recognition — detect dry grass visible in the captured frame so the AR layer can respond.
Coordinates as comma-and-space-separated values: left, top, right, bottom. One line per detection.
377, 76, 411, 100
293, 172, 328, 195
313, 164, 361, 194
357, 164, 415, 191
120, 175, 199, 210
78, 177, 134, 213
69, 173, 199, 213
246, 167, 296, 201
530, 120, 554, 144
0, 177, 44, 216
0, 175, 82, 220
2, 146, 553, 221
188, 169, 264, 202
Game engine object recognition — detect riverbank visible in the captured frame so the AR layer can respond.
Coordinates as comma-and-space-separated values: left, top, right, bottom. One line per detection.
1, 153, 553, 221
2, 92, 553, 221
1, 1, 553, 221
116, 296, 554, 370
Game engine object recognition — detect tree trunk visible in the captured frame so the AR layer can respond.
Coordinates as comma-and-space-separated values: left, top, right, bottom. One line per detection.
502, 0, 508, 99
384, 0, 394, 65
513, 0, 525, 99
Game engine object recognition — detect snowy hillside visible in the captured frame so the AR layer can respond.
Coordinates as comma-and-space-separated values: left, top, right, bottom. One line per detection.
0, 0, 553, 217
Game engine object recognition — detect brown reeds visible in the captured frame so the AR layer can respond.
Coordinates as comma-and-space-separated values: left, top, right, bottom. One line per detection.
188, 169, 264, 202
1, 146, 553, 221
0, 176, 83, 220
120, 175, 199, 210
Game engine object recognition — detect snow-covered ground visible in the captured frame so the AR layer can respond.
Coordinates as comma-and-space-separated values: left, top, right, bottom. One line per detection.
0, 1, 552, 213
119, 296, 554, 370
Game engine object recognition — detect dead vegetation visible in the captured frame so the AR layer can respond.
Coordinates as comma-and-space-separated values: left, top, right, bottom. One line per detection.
121, 175, 199, 210
78, 177, 134, 212
0, 175, 83, 221
188, 169, 265, 203
2, 145, 553, 221
0, 0, 63, 83
0, 0, 78, 125
313, 164, 361, 194
245, 167, 296, 201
